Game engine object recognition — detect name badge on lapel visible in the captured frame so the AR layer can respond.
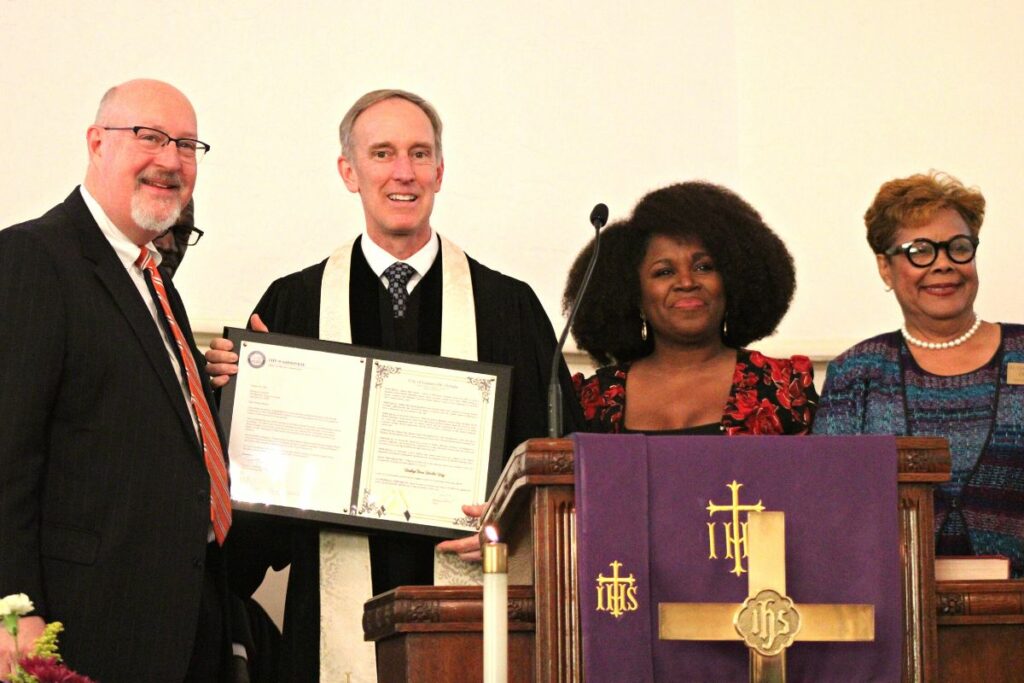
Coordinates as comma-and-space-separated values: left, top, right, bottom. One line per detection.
1007, 363, 1024, 385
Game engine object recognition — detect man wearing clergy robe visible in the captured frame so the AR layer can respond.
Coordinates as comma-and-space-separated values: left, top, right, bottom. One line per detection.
210, 89, 579, 682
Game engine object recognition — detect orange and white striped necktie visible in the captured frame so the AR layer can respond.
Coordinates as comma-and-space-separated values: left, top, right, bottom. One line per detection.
136, 247, 231, 545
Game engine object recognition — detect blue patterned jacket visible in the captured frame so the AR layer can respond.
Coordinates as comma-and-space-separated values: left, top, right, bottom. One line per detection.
815, 324, 1024, 576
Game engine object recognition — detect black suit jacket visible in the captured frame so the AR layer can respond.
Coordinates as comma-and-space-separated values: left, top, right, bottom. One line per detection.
0, 188, 228, 682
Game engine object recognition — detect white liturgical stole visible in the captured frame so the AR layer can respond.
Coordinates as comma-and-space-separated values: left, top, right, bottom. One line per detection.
317, 233, 483, 682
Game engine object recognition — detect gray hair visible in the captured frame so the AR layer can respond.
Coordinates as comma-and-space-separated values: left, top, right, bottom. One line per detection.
338, 89, 443, 160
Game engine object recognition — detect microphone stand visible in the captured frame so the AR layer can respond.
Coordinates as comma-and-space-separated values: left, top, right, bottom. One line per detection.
547, 204, 609, 437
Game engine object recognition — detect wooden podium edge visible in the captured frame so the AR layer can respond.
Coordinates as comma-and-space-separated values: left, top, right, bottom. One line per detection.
364, 585, 536, 641
937, 580, 1024, 625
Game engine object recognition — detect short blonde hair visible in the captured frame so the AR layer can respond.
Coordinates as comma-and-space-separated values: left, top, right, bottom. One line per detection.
864, 171, 985, 253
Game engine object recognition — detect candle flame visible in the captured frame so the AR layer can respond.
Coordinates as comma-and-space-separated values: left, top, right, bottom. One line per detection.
484, 525, 500, 543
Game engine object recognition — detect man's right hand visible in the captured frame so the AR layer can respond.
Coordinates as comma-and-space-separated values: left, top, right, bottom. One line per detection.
0, 615, 45, 676
205, 314, 269, 388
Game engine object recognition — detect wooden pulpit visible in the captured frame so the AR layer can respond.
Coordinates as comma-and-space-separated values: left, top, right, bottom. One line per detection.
363, 586, 536, 683
363, 436, 993, 682
936, 580, 1024, 683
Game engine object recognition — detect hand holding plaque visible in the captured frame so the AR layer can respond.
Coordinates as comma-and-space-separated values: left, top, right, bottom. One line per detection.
218, 328, 510, 538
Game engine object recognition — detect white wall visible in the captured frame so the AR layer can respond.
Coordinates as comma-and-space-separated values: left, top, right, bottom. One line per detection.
2, 1, 1020, 361
0, 0, 737, 344
734, 2, 1024, 357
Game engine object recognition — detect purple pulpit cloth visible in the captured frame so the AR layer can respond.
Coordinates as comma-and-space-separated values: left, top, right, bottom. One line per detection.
574, 434, 901, 682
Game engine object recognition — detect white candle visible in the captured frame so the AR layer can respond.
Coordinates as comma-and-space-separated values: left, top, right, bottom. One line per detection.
483, 525, 508, 683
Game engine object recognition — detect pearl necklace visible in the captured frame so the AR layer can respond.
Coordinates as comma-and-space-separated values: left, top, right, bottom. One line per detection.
902, 315, 982, 350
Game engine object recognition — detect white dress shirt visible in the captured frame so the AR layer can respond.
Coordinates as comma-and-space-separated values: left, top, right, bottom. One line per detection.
359, 229, 439, 293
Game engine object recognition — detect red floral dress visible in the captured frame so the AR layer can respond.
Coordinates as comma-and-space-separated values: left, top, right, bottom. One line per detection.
572, 350, 817, 435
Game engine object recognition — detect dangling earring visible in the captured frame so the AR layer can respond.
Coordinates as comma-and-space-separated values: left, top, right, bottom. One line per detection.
722, 316, 729, 339
641, 316, 648, 341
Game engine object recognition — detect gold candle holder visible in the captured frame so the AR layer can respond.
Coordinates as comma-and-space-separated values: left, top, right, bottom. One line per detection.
483, 525, 508, 683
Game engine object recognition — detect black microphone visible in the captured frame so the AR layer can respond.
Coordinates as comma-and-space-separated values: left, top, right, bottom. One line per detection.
548, 203, 609, 438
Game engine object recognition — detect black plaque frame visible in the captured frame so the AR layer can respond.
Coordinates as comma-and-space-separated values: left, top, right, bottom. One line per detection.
218, 327, 511, 539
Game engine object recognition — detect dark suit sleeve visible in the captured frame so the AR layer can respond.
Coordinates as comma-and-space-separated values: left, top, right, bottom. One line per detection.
251, 267, 323, 339
0, 228, 64, 614
224, 510, 292, 598
224, 272, 323, 597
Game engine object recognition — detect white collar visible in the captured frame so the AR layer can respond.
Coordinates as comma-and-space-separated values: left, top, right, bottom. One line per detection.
79, 185, 161, 269
320, 232, 477, 361
359, 229, 438, 278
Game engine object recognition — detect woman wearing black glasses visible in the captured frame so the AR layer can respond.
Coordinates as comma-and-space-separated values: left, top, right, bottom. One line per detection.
153, 198, 204, 277
815, 171, 1024, 577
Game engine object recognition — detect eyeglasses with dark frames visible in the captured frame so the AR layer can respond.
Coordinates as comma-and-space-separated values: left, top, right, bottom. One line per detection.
103, 126, 211, 163
883, 235, 979, 268
163, 225, 205, 248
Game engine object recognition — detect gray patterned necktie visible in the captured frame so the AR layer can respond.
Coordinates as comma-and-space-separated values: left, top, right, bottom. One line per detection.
383, 261, 416, 319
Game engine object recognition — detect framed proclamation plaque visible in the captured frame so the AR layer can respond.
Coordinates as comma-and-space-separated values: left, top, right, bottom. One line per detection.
217, 327, 511, 539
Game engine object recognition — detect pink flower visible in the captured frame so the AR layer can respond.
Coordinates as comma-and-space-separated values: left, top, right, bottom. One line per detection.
19, 656, 96, 683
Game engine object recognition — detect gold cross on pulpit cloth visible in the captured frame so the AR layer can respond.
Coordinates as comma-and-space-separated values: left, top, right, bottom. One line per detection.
658, 511, 875, 683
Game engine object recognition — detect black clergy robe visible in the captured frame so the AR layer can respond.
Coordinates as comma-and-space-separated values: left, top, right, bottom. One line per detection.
226, 237, 580, 681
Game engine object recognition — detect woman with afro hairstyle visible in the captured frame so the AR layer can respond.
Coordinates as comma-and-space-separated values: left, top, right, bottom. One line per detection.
565, 181, 816, 435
